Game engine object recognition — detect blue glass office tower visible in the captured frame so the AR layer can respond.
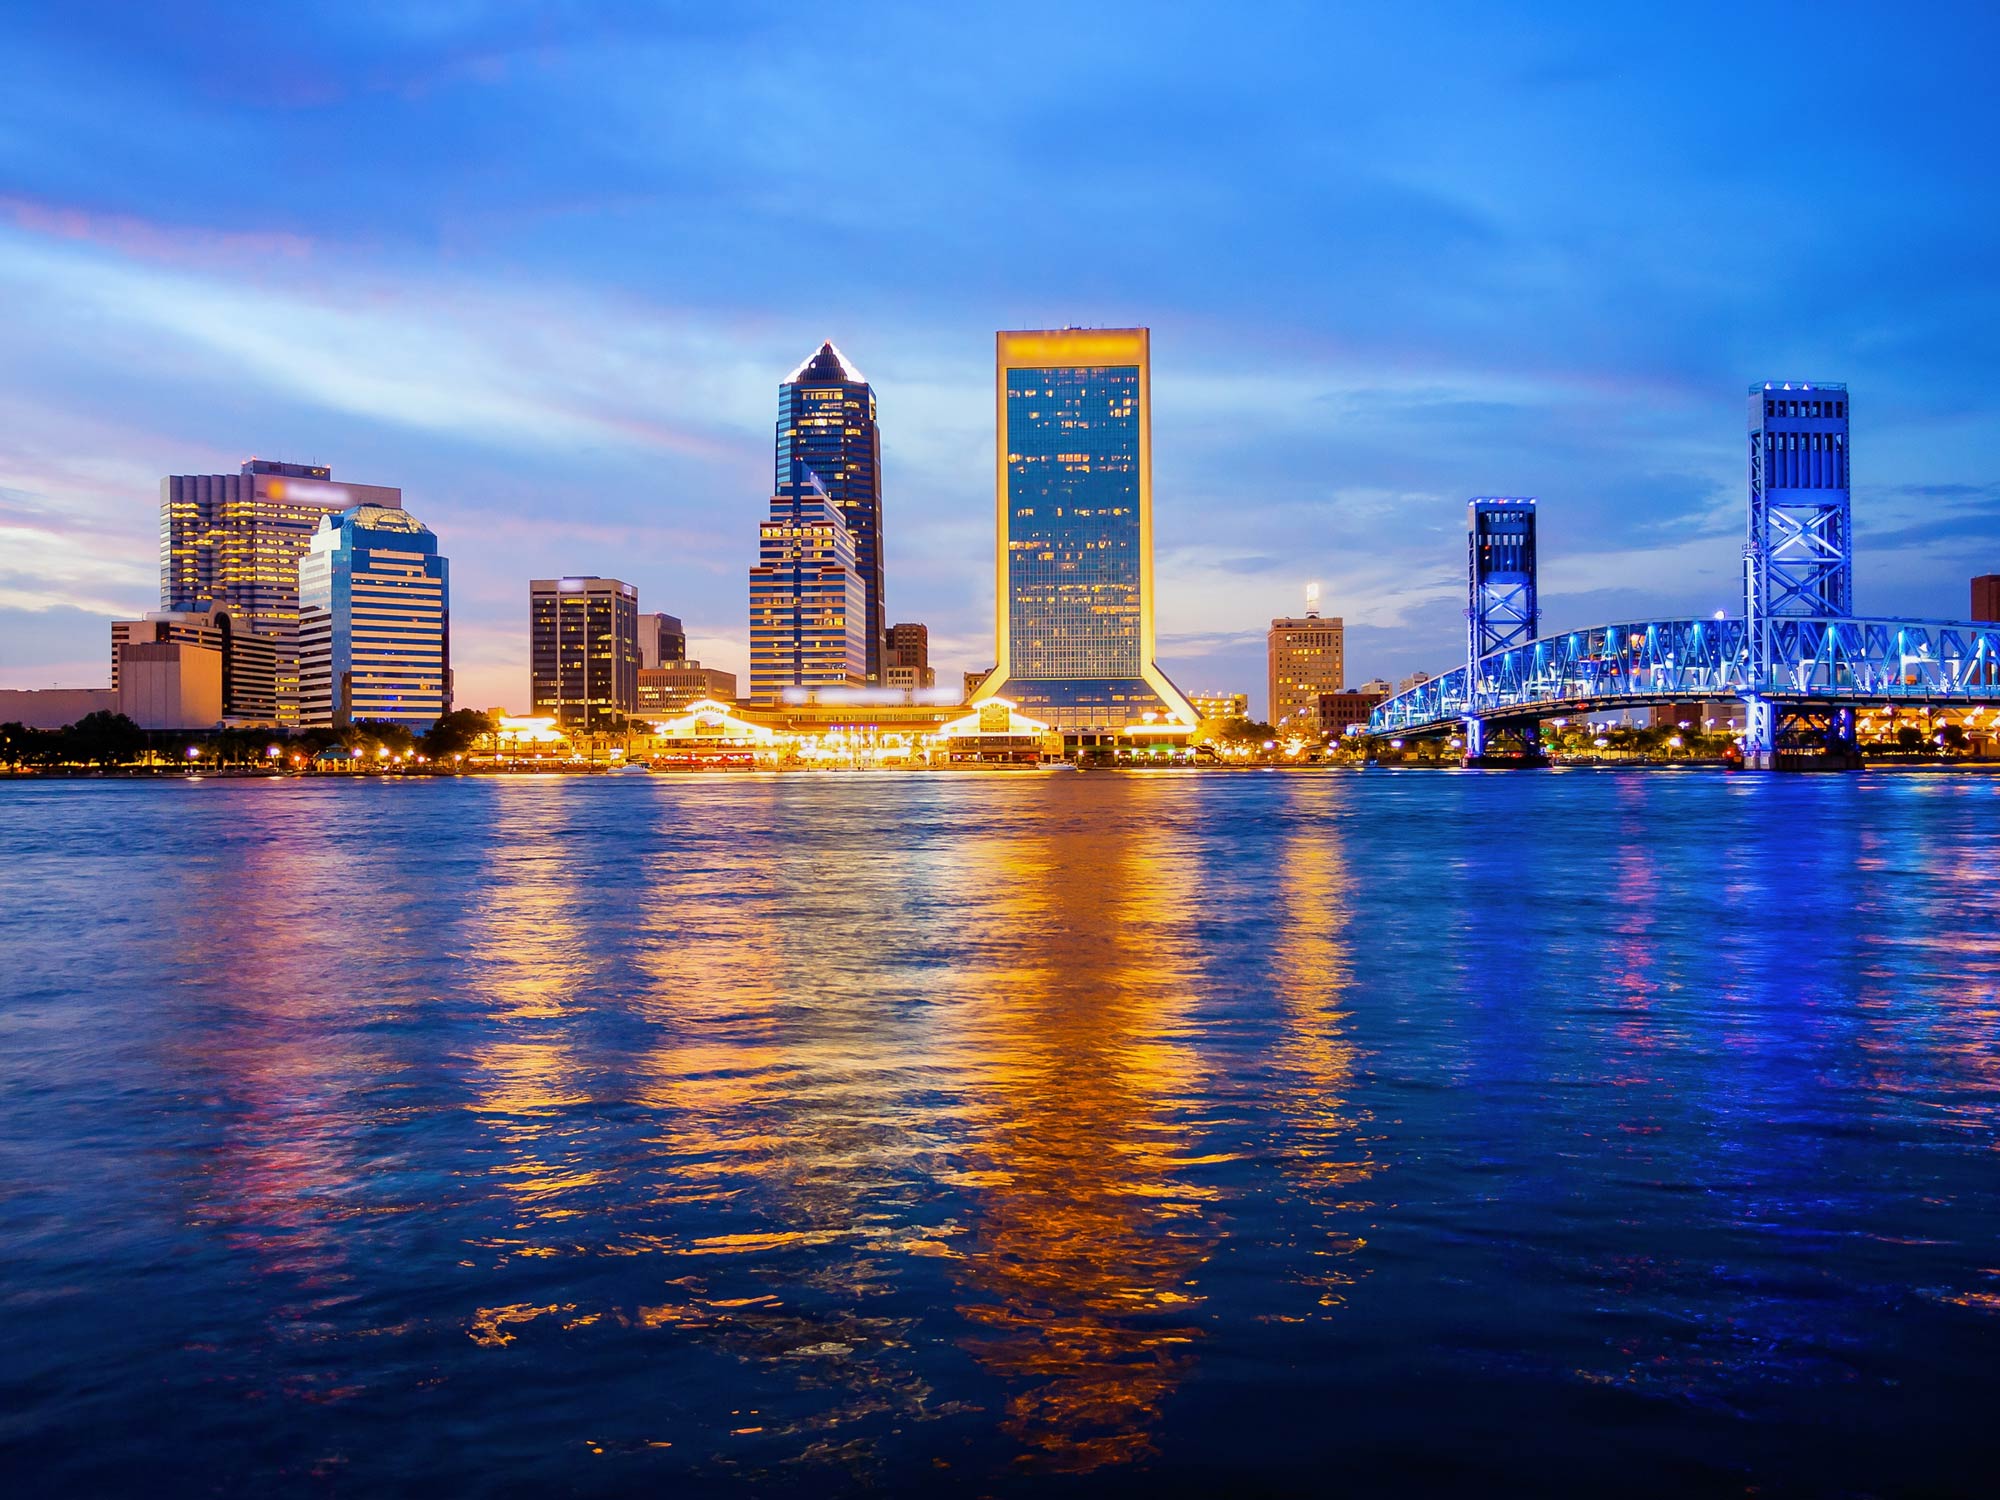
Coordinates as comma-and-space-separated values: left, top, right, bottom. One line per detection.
298, 505, 450, 730
972, 327, 1195, 733
777, 342, 886, 682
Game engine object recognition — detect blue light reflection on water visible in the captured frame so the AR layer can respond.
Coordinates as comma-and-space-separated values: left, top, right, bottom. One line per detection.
2, 770, 1999, 1495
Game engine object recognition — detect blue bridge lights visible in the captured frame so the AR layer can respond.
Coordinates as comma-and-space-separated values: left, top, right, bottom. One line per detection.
1370, 383, 2000, 769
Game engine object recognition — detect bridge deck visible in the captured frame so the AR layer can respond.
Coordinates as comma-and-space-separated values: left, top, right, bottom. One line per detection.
1371, 615, 2000, 735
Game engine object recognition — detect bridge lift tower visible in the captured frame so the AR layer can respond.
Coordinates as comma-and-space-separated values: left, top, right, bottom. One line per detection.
1464, 497, 1539, 759
1743, 382, 1858, 766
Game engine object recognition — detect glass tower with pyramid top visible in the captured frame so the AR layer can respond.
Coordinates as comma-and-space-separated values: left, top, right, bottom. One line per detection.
776, 341, 886, 682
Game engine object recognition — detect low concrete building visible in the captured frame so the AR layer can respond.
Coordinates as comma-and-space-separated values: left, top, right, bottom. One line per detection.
637, 662, 738, 716
112, 608, 278, 724
0, 687, 117, 730
117, 641, 224, 730
1319, 688, 1388, 737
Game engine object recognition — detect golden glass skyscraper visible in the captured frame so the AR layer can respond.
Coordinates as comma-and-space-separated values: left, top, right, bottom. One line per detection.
972, 327, 1195, 733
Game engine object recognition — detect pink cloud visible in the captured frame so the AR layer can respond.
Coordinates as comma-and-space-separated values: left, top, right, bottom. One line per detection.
0, 195, 315, 268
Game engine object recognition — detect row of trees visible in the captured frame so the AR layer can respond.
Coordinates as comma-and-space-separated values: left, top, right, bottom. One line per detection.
0, 709, 498, 771
0, 712, 149, 768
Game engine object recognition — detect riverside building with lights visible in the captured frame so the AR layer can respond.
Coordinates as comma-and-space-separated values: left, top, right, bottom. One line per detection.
777, 342, 887, 682
297, 504, 450, 730
160, 459, 403, 724
1268, 587, 1345, 731
970, 326, 1197, 739
529, 577, 641, 728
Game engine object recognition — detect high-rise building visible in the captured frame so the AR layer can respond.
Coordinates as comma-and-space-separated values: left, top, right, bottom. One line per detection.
161, 459, 402, 724
529, 577, 640, 727
112, 608, 279, 723
638, 612, 687, 669
971, 327, 1195, 733
884, 622, 935, 690
1268, 587, 1344, 730
778, 342, 886, 681
1973, 575, 2000, 622
747, 479, 867, 702
298, 505, 450, 731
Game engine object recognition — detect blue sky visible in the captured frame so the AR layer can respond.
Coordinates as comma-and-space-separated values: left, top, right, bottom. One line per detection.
3, 0, 1997, 715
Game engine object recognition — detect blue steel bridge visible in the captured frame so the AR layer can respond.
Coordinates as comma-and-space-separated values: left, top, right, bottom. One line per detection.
1368, 383, 2000, 769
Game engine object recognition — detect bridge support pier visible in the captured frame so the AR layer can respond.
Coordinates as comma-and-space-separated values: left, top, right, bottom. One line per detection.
1460, 716, 1549, 769
1742, 699, 1863, 772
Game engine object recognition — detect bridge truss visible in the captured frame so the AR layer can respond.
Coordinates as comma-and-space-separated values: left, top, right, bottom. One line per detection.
1370, 615, 2000, 762
1368, 382, 1998, 768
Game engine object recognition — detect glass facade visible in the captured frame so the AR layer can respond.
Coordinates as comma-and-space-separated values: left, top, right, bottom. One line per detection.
977, 328, 1195, 733
747, 484, 867, 701
776, 343, 885, 681
298, 505, 450, 730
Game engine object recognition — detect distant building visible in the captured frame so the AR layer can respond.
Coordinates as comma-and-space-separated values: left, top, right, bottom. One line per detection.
637, 663, 738, 716
1647, 703, 1707, 732
638, 612, 687, 669
965, 668, 994, 702
1397, 671, 1431, 693
748, 478, 867, 701
0, 687, 116, 730
1319, 688, 1387, 738
299, 505, 450, 730
884, 622, 935, 690
1189, 691, 1249, 723
530, 577, 640, 727
112, 608, 278, 724
161, 459, 402, 724
1357, 677, 1393, 696
972, 327, 1195, 734
1268, 610, 1344, 732
778, 342, 887, 682
1974, 575, 2000, 622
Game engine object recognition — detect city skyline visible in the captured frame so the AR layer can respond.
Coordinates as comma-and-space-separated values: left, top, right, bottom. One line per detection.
3, 4, 1998, 715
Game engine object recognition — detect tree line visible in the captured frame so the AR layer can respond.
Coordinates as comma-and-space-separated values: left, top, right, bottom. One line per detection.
0, 709, 497, 771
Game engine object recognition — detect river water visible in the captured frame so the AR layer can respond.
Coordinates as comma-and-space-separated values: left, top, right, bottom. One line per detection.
3, 770, 1998, 1496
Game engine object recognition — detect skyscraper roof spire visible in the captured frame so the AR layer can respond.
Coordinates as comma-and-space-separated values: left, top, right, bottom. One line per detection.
784, 340, 867, 385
